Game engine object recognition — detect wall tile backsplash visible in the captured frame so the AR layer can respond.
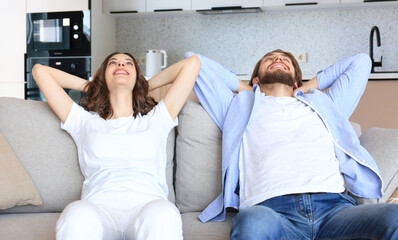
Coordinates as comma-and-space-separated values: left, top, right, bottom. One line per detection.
116, 7, 398, 78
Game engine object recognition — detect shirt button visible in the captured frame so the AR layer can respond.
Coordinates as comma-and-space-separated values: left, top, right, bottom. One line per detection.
335, 139, 339, 143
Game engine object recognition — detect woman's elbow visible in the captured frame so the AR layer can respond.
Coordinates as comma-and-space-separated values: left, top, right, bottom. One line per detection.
32, 64, 42, 74
32, 64, 44, 79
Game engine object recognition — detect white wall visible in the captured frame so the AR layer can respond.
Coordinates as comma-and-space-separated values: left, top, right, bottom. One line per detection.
91, 0, 116, 74
0, 1, 26, 98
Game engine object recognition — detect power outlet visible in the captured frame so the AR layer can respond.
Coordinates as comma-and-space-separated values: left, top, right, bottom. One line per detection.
293, 52, 307, 63
136, 56, 146, 66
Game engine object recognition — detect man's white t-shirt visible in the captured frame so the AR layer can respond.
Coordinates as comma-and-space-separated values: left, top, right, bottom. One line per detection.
239, 95, 345, 209
61, 100, 177, 200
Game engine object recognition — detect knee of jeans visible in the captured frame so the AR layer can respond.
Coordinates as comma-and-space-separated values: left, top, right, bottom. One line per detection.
233, 205, 279, 229
57, 200, 102, 230
378, 204, 398, 228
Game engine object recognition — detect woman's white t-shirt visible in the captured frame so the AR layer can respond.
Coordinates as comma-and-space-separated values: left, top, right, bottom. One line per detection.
61, 100, 178, 200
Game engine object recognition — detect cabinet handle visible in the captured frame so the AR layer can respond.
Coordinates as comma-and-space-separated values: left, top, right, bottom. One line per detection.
154, 9, 183, 12
364, 0, 397, 2
211, 6, 242, 10
110, 11, 138, 14
285, 2, 317, 6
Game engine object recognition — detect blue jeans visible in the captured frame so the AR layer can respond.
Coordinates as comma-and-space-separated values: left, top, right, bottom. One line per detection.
230, 193, 398, 240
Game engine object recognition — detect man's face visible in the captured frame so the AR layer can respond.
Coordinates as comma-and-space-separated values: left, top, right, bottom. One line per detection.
257, 52, 296, 87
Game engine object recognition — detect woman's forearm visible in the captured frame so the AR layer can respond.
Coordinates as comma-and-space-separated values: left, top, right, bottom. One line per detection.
147, 57, 194, 92
32, 64, 88, 92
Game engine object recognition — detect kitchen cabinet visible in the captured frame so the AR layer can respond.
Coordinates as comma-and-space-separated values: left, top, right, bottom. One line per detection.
264, 0, 339, 7
0, 83, 25, 99
0, 0, 26, 98
147, 0, 191, 12
103, 0, 146, 14
340, 0, 398, 5
340, 0, 362, 2
27, 0, 89, 13
192, 0, 263, 10
351, 80, 398, 132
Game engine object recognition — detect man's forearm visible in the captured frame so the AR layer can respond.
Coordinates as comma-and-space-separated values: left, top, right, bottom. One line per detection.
298, 76, 319, 93
316, 54, 370, 91
236, 80, 253, 92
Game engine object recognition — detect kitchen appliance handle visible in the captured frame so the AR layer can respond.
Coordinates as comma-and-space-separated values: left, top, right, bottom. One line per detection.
27, 14, 33, 44
160, 50, 167, 69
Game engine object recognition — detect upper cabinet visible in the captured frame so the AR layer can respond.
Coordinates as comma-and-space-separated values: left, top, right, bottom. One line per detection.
340, 0, 398, 3
147, 0, 191, 12
103, 0, 146, 14
27, 0, 89, 13
102, 0, 398, 15
264, 0, 339, 7
0, 0, 26, 98
192, 0, 263, 10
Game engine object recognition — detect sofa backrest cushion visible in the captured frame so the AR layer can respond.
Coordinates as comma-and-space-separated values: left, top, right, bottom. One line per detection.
175, 101, 222, 213
0, 97, 175, 214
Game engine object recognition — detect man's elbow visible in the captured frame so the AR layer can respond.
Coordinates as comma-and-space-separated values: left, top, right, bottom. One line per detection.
186, 54, 201, 70
358, 53, 372, 73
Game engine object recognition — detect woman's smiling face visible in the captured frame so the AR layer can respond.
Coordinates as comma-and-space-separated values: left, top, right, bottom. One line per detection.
105, 53, 137, 92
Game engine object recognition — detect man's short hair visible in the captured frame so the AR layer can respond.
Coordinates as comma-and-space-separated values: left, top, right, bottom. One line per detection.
249, 49, 303, 88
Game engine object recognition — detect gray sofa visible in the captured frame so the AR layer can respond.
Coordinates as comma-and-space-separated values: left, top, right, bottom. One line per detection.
0, 97, 397, 240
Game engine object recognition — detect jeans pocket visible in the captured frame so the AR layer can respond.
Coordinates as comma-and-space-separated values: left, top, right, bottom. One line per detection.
338, 193, 357, 206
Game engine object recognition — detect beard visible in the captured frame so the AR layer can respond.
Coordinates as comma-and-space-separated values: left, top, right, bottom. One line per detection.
258, 70, 295, 87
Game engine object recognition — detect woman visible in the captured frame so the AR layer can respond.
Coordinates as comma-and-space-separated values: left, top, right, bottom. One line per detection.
32, 52, 200, 240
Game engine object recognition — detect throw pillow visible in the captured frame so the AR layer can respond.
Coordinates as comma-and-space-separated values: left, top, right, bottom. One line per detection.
0, 132, 42, 210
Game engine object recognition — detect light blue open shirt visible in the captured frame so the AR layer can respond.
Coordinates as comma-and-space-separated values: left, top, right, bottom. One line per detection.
185, 52, 384, 223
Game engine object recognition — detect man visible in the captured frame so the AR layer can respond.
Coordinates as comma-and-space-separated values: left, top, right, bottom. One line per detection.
185, 49, 398, 239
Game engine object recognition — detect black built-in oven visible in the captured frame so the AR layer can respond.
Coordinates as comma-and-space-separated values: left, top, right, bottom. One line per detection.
26, 57, 91, 102
26, 10, 91, 103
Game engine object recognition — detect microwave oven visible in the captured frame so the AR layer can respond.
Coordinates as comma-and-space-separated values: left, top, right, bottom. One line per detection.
26, 10, 91, 57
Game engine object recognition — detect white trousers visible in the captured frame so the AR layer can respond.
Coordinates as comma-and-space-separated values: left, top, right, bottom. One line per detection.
56, 191, 183, 240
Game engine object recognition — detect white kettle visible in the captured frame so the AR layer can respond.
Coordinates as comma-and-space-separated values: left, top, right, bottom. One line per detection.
145, 49, 167, 78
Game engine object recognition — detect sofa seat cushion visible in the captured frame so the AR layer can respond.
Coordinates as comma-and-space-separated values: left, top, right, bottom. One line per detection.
0, 212, 59, 240
182, 212, 235, 240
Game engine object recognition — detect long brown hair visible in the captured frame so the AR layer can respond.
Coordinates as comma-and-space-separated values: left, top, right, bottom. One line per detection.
249, 49, 302, 88
79, 52, 157, 119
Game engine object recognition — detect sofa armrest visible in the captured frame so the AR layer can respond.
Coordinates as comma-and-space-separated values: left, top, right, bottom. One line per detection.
359, 128, 398, 203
